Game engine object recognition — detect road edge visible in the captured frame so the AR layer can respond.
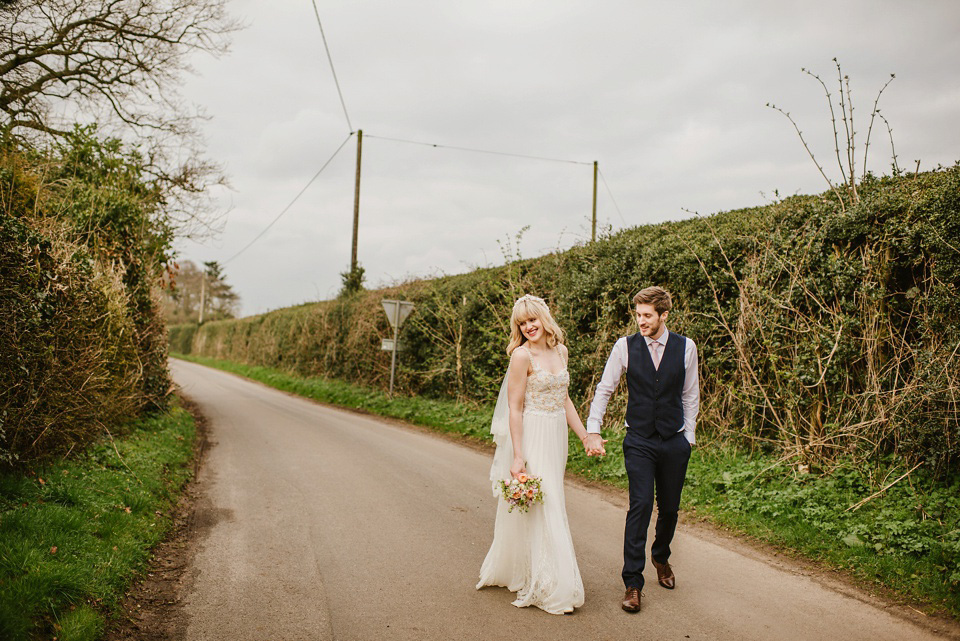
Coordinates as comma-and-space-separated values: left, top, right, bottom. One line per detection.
102, 392, 211, 641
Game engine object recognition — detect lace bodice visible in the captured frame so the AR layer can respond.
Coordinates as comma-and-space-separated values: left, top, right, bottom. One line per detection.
518, 346, 569, 416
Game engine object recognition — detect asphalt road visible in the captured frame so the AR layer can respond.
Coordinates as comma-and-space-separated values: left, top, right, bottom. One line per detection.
170, 358, 953, 641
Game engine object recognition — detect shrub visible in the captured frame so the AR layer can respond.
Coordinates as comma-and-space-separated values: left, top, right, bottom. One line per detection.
0, 214, 140, 464
1, 129, 173, 464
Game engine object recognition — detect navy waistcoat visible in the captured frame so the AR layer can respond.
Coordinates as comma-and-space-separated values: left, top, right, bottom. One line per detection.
625, 331, 686, 438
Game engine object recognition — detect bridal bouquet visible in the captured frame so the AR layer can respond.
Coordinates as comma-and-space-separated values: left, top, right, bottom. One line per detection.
497, 473, 544, 513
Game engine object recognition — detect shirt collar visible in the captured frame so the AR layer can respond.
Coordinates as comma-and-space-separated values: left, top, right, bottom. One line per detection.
645, 328, 668, 346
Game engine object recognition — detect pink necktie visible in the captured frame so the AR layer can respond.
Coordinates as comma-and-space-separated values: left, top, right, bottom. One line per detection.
650, 340, 661, 369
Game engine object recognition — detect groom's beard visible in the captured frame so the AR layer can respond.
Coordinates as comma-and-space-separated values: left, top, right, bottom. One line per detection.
638, 319, 662, 337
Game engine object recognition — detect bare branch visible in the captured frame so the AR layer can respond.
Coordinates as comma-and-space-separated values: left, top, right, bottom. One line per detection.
834, 60, 854, 192
843, 73, 858, 202
771, 60, 900, 208
0, 0, 240, 232
766, 101, 847, 211
802, 65, 847, 188
862, 74, 896, 179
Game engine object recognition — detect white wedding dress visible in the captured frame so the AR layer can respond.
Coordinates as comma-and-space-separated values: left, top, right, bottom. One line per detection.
476, 346, 585, 614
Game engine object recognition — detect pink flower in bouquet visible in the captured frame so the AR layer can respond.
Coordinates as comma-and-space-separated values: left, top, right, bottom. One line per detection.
525, 488, 535, 499
517, 473, 529, 483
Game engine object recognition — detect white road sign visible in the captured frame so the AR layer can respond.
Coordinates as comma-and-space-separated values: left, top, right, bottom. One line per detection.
381, 299, 415, 328
381, 339, 406, 352
381, 299, 415, 395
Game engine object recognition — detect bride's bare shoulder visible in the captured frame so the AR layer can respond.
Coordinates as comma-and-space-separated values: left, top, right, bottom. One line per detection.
510, 345, 532, 366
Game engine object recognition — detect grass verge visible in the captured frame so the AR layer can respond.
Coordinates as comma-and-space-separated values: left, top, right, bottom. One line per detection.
173, 353, 959, 616
0, 402, 196, 641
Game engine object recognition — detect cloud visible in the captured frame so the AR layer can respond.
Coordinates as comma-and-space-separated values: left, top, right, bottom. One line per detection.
177, 0, 960, 315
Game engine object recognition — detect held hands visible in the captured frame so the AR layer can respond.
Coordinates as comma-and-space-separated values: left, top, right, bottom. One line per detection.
582, 433, 608, 457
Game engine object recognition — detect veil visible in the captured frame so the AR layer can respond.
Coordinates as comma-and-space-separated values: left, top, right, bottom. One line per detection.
487, 367, 514, 496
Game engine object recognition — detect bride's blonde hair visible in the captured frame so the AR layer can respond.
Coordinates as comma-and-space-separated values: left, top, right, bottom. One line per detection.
506, 294, 565, 355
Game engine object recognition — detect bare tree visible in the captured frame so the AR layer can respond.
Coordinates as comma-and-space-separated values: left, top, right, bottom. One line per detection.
0, 0, 239, 232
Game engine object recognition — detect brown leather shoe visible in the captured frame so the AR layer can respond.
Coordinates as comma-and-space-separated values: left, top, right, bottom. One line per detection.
651, 558, 675, 589
621, 587, 641, 612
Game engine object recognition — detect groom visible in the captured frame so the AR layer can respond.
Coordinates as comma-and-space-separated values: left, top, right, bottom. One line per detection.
584, 286, 699, 613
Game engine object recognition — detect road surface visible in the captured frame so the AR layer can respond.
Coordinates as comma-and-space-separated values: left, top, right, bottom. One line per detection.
170, 358, 953, 641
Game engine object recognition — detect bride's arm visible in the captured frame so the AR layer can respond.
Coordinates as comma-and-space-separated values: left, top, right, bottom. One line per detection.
567, 395, 607, 457
557, 345, 589, 443
564, 395, 589, 444
507, 348, 530, 478
559, 344, 606, 455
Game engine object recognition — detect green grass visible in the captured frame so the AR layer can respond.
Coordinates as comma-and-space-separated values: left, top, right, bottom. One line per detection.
0, 403, 196, 641
678, 448, 960, 614
173, 353, 960, 617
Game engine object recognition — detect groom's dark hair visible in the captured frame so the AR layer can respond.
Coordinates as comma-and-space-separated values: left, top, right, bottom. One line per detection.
633, 286, 672, 315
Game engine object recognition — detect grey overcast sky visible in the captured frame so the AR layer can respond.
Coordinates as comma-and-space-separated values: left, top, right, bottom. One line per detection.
177, 0, 960, 316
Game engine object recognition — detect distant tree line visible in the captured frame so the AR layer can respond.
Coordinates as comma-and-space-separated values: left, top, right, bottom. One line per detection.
162, 260, 240, 325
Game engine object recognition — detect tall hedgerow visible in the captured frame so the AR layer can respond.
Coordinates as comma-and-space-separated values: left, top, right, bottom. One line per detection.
172, 167, 960, 476
1, 128, 174, 464
50, 127, 174, 411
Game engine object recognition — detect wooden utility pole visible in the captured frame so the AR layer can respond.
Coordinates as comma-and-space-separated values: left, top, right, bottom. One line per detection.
591, 161, 598, 242
351, 129, 363, 272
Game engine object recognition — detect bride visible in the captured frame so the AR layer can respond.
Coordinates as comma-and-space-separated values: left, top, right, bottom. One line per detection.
476, 294, 603, 614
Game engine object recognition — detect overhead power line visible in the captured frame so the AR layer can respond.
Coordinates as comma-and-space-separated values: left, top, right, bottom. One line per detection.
223, 133, 354, 265
365, 134, 593, 166
598, 167, 627, 225
310, 0, 353, 132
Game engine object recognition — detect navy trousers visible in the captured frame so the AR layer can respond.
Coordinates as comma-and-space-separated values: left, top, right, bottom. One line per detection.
621, 429, 691, 590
